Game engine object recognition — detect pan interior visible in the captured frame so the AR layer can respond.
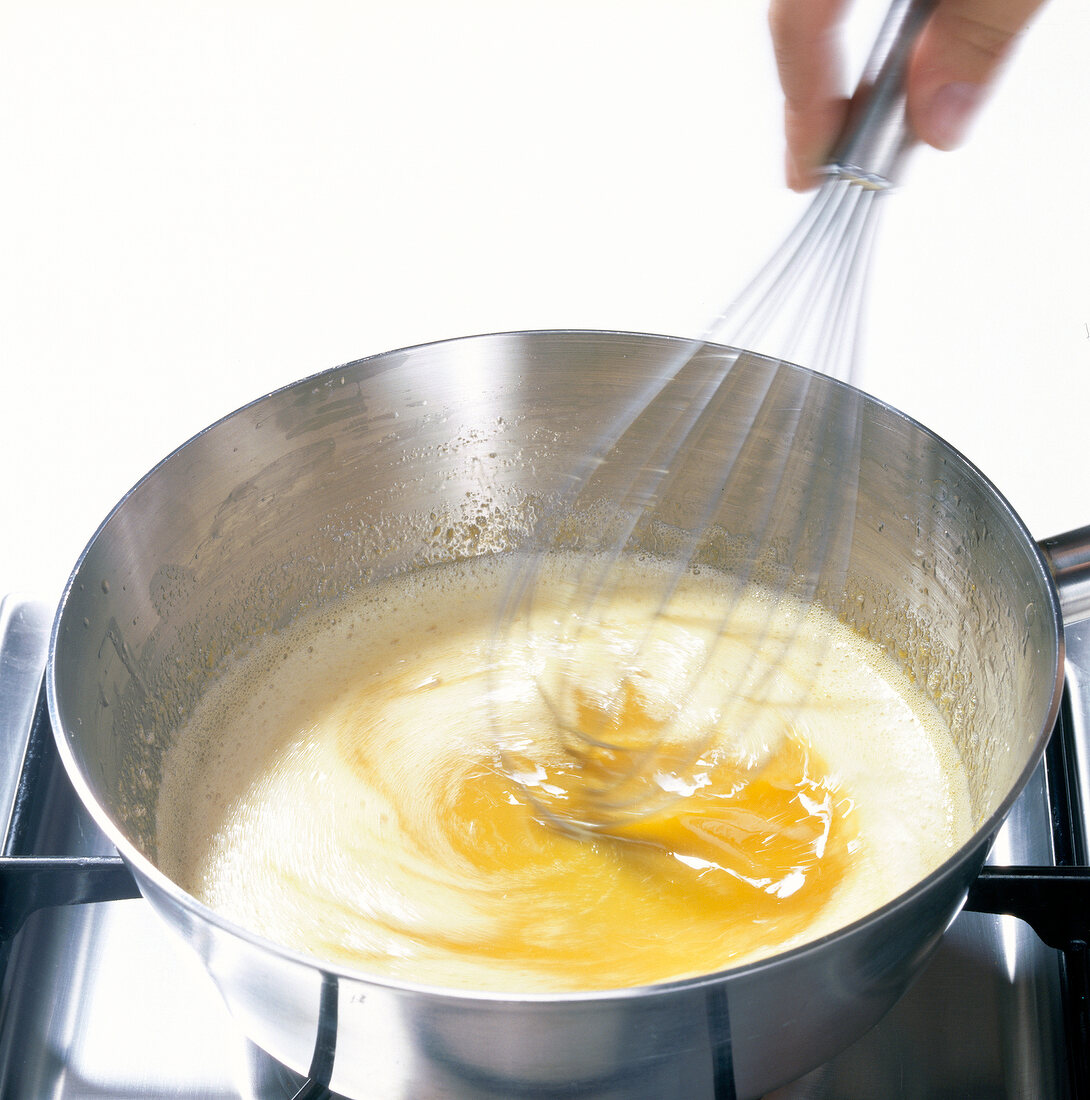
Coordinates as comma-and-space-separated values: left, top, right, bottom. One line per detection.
51, 333, 1058, 914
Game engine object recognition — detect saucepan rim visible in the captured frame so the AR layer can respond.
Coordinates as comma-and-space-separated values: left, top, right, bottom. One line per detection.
46, 328, 1067, 1006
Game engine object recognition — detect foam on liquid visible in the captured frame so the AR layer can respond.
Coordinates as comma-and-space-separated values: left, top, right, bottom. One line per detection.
157, 555, 973, 992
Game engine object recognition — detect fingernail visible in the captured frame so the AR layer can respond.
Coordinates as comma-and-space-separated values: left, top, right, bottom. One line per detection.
921, 82, 983, 150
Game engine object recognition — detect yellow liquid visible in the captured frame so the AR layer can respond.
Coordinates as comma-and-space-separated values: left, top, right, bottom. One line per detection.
158, 555, 971, 992
443, 731, 857, 981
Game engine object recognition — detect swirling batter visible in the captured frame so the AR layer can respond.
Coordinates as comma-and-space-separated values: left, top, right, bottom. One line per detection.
157, 555, 972, 992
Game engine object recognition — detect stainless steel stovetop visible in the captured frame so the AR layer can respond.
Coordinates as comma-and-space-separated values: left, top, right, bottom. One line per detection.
2, 594, 1089, 1099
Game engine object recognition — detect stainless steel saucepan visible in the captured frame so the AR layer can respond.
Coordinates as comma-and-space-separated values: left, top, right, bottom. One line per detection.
47, 330, 1090, 1098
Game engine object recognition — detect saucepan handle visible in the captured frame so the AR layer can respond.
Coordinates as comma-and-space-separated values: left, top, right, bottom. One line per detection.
1040, 525, 1090, 625
831, 0, 937, 185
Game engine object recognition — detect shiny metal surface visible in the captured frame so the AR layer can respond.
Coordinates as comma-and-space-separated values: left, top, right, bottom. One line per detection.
1042, 527, 1090, 860
0, 597, 50, 840
0, 616, 1075, 1097
831, 0, 935, 186
1043, 526, 1090, 625
1062, 617, 1090, 862
46, 331, 1066, 1098
0, 789, 243, 1098
773, 763, 1069, 1098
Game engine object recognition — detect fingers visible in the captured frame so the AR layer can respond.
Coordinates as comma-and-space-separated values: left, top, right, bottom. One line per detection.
768, 0, 853, 191
907, 0, 1049, 149
769, 0, 1049, 189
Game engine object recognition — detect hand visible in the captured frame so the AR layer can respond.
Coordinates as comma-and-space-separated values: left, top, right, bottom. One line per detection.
768, 0, 1049, 190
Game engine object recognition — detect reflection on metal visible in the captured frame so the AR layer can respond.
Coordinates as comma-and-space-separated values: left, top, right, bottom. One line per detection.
0, 594, 1084, 1097
0, 597, 49, 842
987, 828, 1023, 984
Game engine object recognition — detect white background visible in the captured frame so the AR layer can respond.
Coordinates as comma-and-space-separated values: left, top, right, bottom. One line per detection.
2, 0, 1088, 608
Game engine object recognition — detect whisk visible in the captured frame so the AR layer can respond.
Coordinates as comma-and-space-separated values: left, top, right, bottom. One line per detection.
494, 0, 936, 835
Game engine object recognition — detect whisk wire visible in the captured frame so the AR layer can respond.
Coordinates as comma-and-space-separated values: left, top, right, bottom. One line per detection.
499, 173, 883, 829
542, 182, 871, 654
494, 0, 937, 833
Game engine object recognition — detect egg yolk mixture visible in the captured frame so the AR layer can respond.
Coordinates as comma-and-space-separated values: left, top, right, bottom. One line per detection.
157, 555, 972, 992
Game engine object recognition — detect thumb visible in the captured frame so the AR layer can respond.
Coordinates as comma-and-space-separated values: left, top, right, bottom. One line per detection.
907, 0, 1048, 150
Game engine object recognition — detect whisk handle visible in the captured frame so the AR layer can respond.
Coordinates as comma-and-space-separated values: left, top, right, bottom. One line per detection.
831, 0, 938, 188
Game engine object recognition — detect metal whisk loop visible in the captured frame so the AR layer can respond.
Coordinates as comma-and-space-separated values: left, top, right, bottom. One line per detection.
494, 0, 935, 834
